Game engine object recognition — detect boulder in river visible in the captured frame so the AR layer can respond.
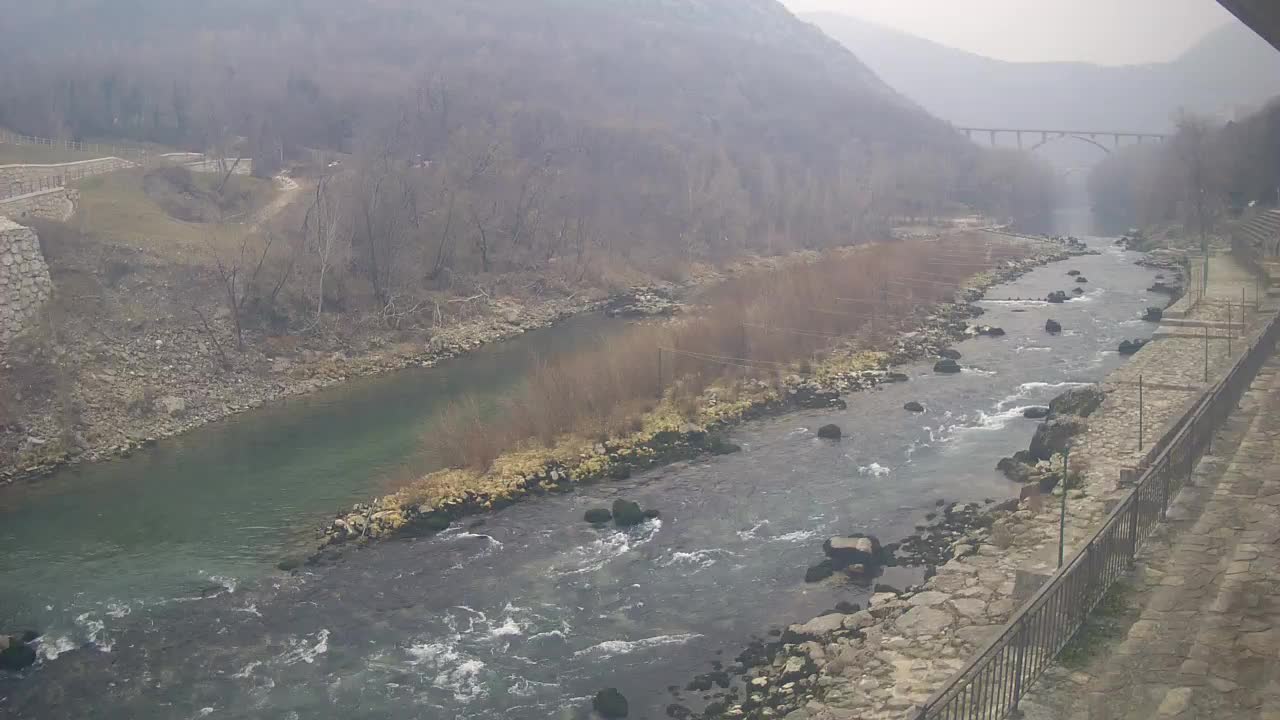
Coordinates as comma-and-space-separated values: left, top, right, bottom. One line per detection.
1075, 276, 1089, 283
1023, 406, 1051, 419
822, 534, 886, 571
978, 325, 1006, 337
1045, 319, 1062, 334
1046, 291, 1068, 303
1067, 269, 1081, 276
1029, 416, 1087, 462
939, 348, 962, 360
584, 508, 613, 525
1049, 386, 1105, 417
0, 633, 38, 671
1143, 307, 1163, 322
933, 358, 961, 374
816, 424, 842, 440
1072, 287, 1085, 295
611, 499, 648, 527
903, 401, 925, 413
1118, 339, 1148, 356
996, 456, 1036, 483
593, 688, 629, 718
804, 560, 834, 583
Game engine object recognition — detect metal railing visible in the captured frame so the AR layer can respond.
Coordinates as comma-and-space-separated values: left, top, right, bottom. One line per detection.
0, 128, 156, 162
914, 305, 1280, 720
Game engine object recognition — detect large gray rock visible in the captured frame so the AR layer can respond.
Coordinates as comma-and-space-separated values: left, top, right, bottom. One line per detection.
1029, 417, 1086, 462
996, 456, 1036, 483
895, 606, 954, 636
823, 535, 882, 569
788, 613, 848, 638
1048, 385, 1105, 418
933, 358, 961, 374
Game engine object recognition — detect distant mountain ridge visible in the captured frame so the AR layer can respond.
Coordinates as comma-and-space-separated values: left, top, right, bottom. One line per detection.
804, 13, 1280, 133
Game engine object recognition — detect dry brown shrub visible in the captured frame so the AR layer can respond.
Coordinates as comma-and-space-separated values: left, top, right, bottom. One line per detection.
430, 234, 1030, 470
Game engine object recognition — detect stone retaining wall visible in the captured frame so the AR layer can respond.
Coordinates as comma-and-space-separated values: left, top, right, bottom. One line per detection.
0, 157, 135, 196
0, 217, 52, 344
0, 187, 76, 222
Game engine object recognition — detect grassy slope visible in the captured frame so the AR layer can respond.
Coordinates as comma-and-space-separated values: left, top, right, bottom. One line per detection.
71, 169, 278, 260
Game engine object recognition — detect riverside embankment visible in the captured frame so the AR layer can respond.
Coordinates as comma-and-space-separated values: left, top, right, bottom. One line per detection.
709, 252, 1266, 720
0, 236, 1171, 720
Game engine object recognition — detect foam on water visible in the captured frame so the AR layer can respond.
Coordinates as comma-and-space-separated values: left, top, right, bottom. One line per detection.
858, 462, 891, 477
573, 633, 702, 659
489, 617, 525, 638
767, 529, 820, 543
658, 548, 733, 571
735, 519, 769, 540
36, 634, 77, 661
557, 519, 662, 575
277, 629, 330, 665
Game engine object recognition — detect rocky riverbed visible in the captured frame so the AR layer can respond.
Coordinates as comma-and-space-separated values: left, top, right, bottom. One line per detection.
317, 236, 1091, 553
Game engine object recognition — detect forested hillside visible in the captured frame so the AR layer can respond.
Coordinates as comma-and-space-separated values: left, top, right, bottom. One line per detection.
1, 0, 1051, 289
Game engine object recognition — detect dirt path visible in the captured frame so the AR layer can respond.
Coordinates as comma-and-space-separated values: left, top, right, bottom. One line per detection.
245, 174, 303, 233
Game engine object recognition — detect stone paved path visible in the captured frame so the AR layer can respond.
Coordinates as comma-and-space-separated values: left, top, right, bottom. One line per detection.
1021, 354, 1280, 720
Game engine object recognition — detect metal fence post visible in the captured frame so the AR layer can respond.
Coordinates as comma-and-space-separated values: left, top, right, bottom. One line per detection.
1010, 623, 1029, 711
1128, 495, 1139, 562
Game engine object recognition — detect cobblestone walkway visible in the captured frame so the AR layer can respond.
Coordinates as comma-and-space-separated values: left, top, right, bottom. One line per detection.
1021, 355, 1280, 720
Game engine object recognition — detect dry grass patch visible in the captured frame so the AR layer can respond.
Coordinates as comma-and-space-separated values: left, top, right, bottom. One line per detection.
427, 233, 1032, 471
72, 169, 277, 261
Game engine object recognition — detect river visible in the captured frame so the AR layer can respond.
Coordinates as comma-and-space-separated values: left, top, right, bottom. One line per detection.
0, 238, 1163, 719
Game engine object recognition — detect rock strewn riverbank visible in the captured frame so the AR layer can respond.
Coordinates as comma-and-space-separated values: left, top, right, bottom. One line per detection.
0, 248, 851, 486
0, 294, 597, 485
691, 255, 1261, 720
316, 235, 1091, 554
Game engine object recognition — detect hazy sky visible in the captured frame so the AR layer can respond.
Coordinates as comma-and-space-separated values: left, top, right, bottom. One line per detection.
780, 0, 1240, 65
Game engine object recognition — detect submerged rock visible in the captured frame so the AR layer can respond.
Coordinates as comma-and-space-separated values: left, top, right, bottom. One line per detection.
1075, 276, 1089, 283
804, 560, 834, 583
1022, 406, 1051, 419
611, 499, 647, 527
933, 358, 961, 374
0, 633, 37, 671
816, 424, 842, 440
1045, 319, 1062, 334
978, 325, 1006, 337
593, 687, 629, 718
1046, 290, 1068, 303
584, 508, 613, 524
1067, 269, 1081, 276
1118, 339, 1148, 355
1072, 287, 1086, 295
903, 401, 925, 413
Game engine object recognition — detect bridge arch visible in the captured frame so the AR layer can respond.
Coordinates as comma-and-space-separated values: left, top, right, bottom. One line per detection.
1029, 133, 1112, 154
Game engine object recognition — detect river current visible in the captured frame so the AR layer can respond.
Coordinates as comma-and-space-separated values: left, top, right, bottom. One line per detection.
0, 238, 1163, 719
